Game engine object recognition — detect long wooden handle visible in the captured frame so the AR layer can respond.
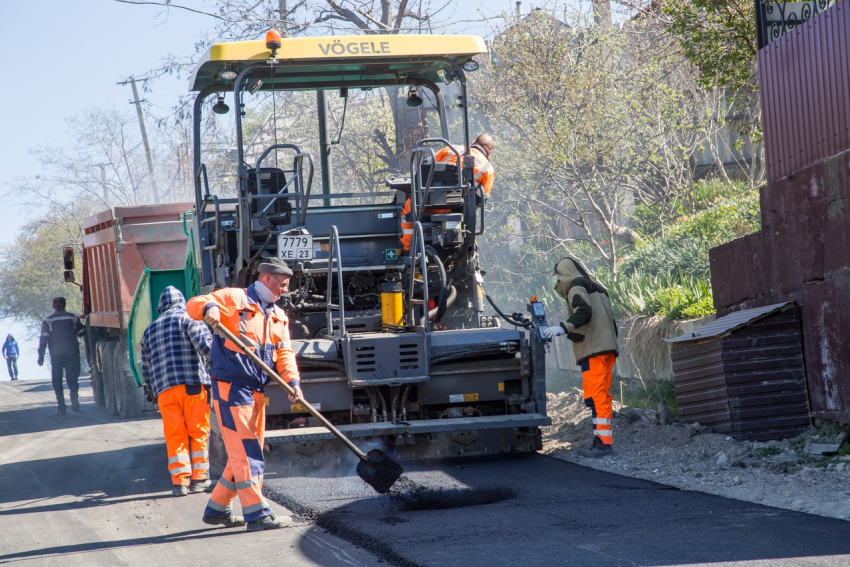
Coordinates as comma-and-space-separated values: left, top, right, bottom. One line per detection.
215, 324, 367, 460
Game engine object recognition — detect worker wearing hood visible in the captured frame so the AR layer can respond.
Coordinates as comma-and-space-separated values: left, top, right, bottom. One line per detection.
543, 256, 619, 458
141, 286, 214, 498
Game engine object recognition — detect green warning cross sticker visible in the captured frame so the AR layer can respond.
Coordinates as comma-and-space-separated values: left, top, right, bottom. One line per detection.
385, 249, 398, 261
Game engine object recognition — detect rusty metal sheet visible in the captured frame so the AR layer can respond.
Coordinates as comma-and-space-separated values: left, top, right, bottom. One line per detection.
665, 302, 793, 344
760, 3, 850, 182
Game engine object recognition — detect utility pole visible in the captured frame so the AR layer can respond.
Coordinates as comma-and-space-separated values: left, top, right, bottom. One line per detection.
118, 75, 161, 204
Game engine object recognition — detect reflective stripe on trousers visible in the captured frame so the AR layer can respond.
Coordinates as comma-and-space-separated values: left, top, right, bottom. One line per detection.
159, 384, 211, 486
581, 353, 616, 446
204, 380, 272, 523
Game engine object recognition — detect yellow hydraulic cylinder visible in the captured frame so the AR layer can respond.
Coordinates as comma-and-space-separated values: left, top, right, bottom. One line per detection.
381, 282, 404, 327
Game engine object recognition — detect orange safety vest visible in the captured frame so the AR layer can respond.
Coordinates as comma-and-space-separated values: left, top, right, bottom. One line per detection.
399, 144, 494, 251
434, 144, 495, 197
186, 285, 300, 390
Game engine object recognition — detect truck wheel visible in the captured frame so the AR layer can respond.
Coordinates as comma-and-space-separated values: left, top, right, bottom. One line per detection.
102, 341, 119, 416
114, 338, 144, 419
90, 342, 105, 407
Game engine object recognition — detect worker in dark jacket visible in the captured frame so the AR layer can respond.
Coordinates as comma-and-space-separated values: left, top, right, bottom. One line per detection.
38, 297, 84, 414
543, 256, 619, 458
3, 334, 19, 380
141, 286, 214, 498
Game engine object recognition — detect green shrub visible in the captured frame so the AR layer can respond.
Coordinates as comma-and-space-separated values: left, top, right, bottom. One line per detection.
602, 269, 715, 320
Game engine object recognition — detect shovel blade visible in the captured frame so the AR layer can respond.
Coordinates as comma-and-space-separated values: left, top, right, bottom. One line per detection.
356, 449, 404, 494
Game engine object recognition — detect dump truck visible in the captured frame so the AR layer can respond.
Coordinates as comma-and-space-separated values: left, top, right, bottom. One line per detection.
188, 33, 553, 469
66, 203, 196, 418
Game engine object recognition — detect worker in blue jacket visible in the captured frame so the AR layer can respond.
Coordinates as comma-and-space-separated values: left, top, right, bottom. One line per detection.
3, 335, 19, 380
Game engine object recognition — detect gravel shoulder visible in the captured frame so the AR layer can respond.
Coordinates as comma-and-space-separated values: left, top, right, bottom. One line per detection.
544, 389, 850, 521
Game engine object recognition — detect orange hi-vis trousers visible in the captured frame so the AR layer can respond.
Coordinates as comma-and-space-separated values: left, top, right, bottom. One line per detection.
204, 380, 273, 523
581, 353, 617, 446
158, 384, 211, 486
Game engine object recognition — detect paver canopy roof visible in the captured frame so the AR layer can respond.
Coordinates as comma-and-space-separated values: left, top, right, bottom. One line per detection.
190, 34, 487, 91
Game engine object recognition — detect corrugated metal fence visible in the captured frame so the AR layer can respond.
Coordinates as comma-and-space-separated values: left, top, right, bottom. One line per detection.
759, 1, 850, 183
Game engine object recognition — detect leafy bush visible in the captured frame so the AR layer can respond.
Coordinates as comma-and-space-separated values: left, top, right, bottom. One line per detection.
602, 269, 715, 320
603, 182, 760, 321
622, 185, 760, 280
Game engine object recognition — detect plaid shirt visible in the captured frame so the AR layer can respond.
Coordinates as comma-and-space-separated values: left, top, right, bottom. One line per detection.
141, 286, 212, 398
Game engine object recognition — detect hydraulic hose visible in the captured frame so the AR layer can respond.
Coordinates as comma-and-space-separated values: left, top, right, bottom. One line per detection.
295, 356, 345, 371
483, 293, 532, 329
424, 246, 448, 322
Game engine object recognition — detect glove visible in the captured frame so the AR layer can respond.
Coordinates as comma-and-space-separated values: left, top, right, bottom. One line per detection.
143, 382, 155, 403
542, 326, 565, 338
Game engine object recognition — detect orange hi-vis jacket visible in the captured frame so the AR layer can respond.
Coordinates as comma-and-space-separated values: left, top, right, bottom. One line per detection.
434, 144, 495, 197
186, 284, 300, 391
400, 144, 494, 251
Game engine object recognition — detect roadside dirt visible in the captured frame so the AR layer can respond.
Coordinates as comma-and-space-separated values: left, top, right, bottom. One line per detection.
543, 389, 850, 521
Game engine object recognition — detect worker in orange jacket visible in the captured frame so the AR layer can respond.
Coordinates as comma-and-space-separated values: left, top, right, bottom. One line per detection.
187, 257, 303, 532
543, 256, 619, 458
400, 134, 495, 251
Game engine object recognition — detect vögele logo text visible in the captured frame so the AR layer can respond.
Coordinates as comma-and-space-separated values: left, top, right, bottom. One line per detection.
319, 40, 392, 56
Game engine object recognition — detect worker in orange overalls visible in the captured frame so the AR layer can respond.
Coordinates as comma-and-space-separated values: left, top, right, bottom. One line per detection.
140, 286, 213, 497
187, 257, 302, 532
543, 256, 619, 458
400, 134, 495, 251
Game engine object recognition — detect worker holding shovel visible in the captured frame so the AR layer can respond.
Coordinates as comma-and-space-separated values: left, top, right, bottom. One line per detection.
187, 257, 302, 531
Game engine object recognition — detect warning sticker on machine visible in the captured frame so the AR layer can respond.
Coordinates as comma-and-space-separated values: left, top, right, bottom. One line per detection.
449, 393, 479, 403
290, 402, 321, 413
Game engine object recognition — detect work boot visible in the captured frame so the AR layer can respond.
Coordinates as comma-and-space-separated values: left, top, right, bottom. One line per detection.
173, 485, 189, 497
203, 513, 246, 528
246, 514, 292, 531
189, 479, 212, 493
56, 408, 66, 415
578, 437, 613, 459
71, 399, 80, 412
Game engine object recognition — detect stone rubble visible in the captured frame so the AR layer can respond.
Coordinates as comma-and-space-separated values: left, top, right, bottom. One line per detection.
543, 389, 850, 521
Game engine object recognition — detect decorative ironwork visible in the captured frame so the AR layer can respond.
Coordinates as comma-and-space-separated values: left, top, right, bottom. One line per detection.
756, 0, 838, 49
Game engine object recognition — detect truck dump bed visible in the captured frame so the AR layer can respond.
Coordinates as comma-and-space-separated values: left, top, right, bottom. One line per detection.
82, 203, 195, 329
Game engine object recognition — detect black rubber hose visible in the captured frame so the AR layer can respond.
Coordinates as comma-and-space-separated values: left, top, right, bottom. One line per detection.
425, 246, 448, 322
400, 384, 413, 420
484, 293, 532, 329
295, 356, 345, 371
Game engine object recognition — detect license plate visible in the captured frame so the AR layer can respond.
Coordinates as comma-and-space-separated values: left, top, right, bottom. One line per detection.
278, 234, 313, 260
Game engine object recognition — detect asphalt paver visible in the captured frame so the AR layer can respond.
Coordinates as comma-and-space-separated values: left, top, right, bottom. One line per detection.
264, 451, 850, 567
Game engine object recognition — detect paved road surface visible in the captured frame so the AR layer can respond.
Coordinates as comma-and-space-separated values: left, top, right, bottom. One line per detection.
4, 378, 850, 567
264, 450, 850, 567
0, 378, 380, 566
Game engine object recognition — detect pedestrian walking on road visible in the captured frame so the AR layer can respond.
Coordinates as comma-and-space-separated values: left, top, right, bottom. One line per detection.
187, 257, 302, 531
141, 286, 214, 498
3, 334, 19, 380
543, 257, 619, 458
38, 297, 84, 414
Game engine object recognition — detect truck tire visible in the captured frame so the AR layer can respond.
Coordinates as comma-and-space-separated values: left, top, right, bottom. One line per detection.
90, 342, 105, 407
102, 341, 119, 416
114, 338, 144, 419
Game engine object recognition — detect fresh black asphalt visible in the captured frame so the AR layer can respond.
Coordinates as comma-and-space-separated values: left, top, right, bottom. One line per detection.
264, 452, 850, 567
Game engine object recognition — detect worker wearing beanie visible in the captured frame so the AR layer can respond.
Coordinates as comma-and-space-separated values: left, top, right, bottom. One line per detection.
187, 257, 302, 531
543, 256, 619, 458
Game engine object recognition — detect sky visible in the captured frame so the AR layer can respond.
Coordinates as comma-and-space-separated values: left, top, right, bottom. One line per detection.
0, 0, 533, 380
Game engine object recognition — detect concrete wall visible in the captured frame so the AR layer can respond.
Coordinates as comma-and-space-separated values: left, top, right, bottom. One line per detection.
710, 149, 850, 422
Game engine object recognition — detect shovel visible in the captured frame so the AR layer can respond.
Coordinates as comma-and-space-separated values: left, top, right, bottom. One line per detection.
215, 324, 403, 494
